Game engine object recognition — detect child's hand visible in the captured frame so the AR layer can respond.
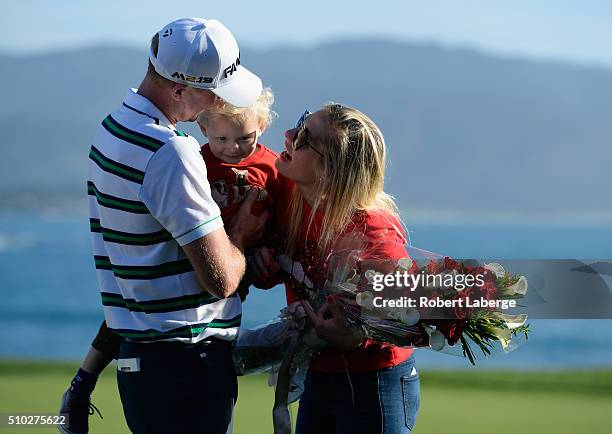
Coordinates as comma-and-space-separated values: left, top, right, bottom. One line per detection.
249, 247, 280, 288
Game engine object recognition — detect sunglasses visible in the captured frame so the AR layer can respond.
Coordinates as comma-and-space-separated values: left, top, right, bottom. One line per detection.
292, 110, 324, 158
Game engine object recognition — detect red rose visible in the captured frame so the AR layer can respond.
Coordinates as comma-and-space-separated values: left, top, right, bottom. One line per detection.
472, 266, 487, 275
444, 257, 462, 271
427, 260, 440, 274
433, 320, 464, 346
453, 288, 474, 319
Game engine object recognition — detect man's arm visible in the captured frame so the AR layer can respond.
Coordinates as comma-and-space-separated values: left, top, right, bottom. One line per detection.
182, 228, 244, 299
182, 189, 268, 299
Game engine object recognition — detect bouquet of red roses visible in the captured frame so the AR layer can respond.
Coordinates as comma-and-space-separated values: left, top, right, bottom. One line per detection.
318, 238, 530, 365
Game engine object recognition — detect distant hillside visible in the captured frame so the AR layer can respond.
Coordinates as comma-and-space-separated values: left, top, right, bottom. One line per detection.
2, 41, 611, 220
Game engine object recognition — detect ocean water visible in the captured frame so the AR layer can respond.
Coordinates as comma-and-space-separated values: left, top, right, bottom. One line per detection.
1, 212, 611, 369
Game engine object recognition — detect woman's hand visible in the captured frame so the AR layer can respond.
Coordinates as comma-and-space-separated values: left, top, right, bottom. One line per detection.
249, 247, 281, 289
301, 298, 364, 350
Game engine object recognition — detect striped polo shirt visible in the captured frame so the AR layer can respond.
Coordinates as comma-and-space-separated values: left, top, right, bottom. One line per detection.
88, 88, 241, 343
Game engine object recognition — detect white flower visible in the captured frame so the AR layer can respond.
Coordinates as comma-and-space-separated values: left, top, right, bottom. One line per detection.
387, 309, 418, 325
422, 324, 446, 351
403, 308, 420, 326
492, 312, 528, 329
492, 327, 513, 349
397, 257, 413, 270
484, 262, 506, 278
356, 291, 374, 308
502, 276, 528, 296
364, 269, 382, 283
429, 330, 446, 351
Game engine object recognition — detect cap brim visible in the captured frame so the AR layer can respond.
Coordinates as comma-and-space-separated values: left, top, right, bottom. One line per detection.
211, 66, 263, 108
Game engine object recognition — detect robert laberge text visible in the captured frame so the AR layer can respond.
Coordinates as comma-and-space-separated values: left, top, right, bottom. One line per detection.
372, 296, 516, 310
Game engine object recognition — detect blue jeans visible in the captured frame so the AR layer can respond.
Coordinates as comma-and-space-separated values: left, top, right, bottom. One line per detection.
296, 356, 420, 434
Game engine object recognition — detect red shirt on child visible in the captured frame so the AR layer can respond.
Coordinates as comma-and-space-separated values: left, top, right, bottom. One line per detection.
201, 143, 288, 223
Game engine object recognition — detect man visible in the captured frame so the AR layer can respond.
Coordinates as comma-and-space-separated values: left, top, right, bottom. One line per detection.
61, 18, 268, 434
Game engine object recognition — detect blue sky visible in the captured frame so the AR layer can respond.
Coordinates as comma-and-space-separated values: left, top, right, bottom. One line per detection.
3, 0, 612, 68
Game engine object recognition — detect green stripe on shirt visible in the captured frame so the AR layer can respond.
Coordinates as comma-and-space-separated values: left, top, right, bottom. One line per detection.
109, 315, 242, 341
89, 146, 145, 184
101, 291, 219, 313
102, 115, 164, 152
87, 182, 149, 214
94, 256, 193, 279
90, 220, 172, 246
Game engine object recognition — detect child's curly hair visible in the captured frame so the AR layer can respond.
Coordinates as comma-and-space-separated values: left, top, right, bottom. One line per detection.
197, 87, 276, 133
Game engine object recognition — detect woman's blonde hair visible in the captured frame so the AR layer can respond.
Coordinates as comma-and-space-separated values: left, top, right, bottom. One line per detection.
197, 87, 276, 131
284, 103, 403, 256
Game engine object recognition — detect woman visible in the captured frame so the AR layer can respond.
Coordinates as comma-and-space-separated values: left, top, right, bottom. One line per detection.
251, 103, 421, 434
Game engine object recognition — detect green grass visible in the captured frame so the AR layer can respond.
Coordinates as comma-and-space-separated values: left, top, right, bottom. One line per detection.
1, 360, 611, 433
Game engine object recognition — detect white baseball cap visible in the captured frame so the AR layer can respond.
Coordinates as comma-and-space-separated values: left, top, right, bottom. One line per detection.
149, 17, 263, 108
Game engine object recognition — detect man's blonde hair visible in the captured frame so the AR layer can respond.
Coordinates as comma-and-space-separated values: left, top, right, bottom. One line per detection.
284, 103, 403, 256
197, 87, 275, 132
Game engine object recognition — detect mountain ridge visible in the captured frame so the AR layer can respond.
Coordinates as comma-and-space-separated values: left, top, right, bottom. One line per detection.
2, 39, 610, 220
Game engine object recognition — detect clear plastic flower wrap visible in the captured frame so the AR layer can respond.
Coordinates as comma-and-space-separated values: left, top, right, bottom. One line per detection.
320, 236, 530, 365
232, 303, 308, 376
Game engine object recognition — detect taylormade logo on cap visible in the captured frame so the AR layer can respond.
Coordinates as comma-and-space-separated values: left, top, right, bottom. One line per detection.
149, 17, 263, 108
